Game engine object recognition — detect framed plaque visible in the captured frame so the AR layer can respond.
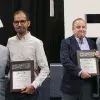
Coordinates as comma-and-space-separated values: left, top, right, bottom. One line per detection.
10, 60, 34, 92
77, 50, 99, 75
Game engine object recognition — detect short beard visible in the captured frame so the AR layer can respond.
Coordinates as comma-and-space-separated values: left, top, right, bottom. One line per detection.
18, 31, 24, 35
15, 28, 26, 35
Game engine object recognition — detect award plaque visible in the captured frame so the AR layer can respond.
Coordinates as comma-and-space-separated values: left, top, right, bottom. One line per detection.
10, 60, 34, 92
77, 50, 99, 75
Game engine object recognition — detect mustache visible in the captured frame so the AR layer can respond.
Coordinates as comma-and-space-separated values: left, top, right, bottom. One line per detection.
79, 30, 85, 32
16, 26, 25, 28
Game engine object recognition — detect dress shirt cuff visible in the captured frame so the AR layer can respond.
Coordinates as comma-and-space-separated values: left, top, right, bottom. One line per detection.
78, 70, 82, 77
31, 82, 38, 89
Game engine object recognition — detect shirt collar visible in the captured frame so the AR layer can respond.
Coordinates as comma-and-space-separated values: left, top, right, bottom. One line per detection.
75, 37, 87, 44
16, 31, 31, 40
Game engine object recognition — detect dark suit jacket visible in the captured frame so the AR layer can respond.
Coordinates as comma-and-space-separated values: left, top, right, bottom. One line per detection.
60, 35, 97, 95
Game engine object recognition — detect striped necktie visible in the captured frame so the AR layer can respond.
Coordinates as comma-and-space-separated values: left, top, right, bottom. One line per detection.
79, 39, 83, 44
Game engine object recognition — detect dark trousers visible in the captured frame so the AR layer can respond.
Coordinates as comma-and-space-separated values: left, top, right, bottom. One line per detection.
62, 80, 93, 100
5, 81, 39, 100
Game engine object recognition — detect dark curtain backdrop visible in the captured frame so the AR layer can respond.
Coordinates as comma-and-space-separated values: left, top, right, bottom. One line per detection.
0, 0, 50, 63
12, 0, 50, 63
0, 0, 50, 100
50, 0, 64, 63
11, 2, 50, 99
0, 0, 12, 45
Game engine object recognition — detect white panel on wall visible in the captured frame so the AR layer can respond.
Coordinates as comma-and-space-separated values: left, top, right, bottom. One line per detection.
64, 0, 100, 38
50, 0, 54, 17
0, 19, 3, 28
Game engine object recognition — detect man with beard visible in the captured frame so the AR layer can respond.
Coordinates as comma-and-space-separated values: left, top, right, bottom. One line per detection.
60, 18, 97, 100
5, 10, 50, 100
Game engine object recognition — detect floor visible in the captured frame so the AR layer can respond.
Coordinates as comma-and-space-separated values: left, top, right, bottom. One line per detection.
50, 97, 99, 100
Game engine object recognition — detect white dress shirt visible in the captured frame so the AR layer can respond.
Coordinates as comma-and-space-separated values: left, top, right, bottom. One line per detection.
75, 37, 90, 50
75, 37, 90, 76
7, 32, 50, 89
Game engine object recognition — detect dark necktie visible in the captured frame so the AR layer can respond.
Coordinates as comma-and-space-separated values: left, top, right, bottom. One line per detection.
79, 39, 83, 44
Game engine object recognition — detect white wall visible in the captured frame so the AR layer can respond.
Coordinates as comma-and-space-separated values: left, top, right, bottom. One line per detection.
50, 0, 54, 17
64, 0, 100, 38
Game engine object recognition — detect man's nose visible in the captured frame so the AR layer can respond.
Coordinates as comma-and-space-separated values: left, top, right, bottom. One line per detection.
80, 27, 83, 30
17, 22, 22, 26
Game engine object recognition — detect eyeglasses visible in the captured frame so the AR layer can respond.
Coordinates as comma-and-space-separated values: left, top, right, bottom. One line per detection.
13, 20, 27, 25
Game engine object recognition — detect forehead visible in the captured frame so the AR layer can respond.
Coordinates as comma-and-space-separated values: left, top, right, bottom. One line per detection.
74, 20, 86, 26
14, 12, 27, 20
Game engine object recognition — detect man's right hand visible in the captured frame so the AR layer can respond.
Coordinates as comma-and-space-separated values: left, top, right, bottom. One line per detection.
80, 70, 91, 79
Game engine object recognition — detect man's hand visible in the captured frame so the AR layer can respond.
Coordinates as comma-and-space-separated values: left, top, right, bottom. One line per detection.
81, 70, 91, 79
21, 85, 36, 94
95, 51, 100, 58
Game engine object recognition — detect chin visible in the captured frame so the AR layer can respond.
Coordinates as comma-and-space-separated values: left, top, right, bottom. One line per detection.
80, 34, 85, 38
79, 36, 84, 39
18, 33, 24, 35
16, 30, 25, 34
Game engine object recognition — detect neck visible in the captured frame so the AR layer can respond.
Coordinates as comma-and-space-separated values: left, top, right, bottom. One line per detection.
17, 31, 28, 39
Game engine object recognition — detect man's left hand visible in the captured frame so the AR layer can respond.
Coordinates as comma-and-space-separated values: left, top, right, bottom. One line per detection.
95, 51, 100, 58
21, 85, 36, 94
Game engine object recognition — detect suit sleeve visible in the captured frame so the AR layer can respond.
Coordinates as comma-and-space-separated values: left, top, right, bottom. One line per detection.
60, 39, 81, 76
96, 38, 100, 50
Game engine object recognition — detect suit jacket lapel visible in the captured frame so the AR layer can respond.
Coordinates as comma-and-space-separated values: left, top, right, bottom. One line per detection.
86, 38, 93, 50
70, 35, 80, 51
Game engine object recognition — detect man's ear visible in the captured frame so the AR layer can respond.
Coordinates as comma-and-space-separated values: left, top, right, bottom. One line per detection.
28, 21, 31, 27
13, 22, 15, 27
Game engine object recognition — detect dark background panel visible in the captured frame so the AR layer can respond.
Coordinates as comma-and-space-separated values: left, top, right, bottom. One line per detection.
0, 0, 12, 45
86, 14, 100, 23
0, 0, 50, 63
50, 0, 64, 63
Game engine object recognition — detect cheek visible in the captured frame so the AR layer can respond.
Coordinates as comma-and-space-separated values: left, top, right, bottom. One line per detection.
73, 29, 78, 33
75, 30, 80, 34
84, 29, 86, 32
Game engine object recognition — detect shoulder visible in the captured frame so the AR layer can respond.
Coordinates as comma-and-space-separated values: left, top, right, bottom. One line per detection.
61, 36, 72, 45
7, 36, 16, 42
30, 35, 43, 45
96, 37, 100, 44
0, 45, 9, 52
0, 45, 7, 49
